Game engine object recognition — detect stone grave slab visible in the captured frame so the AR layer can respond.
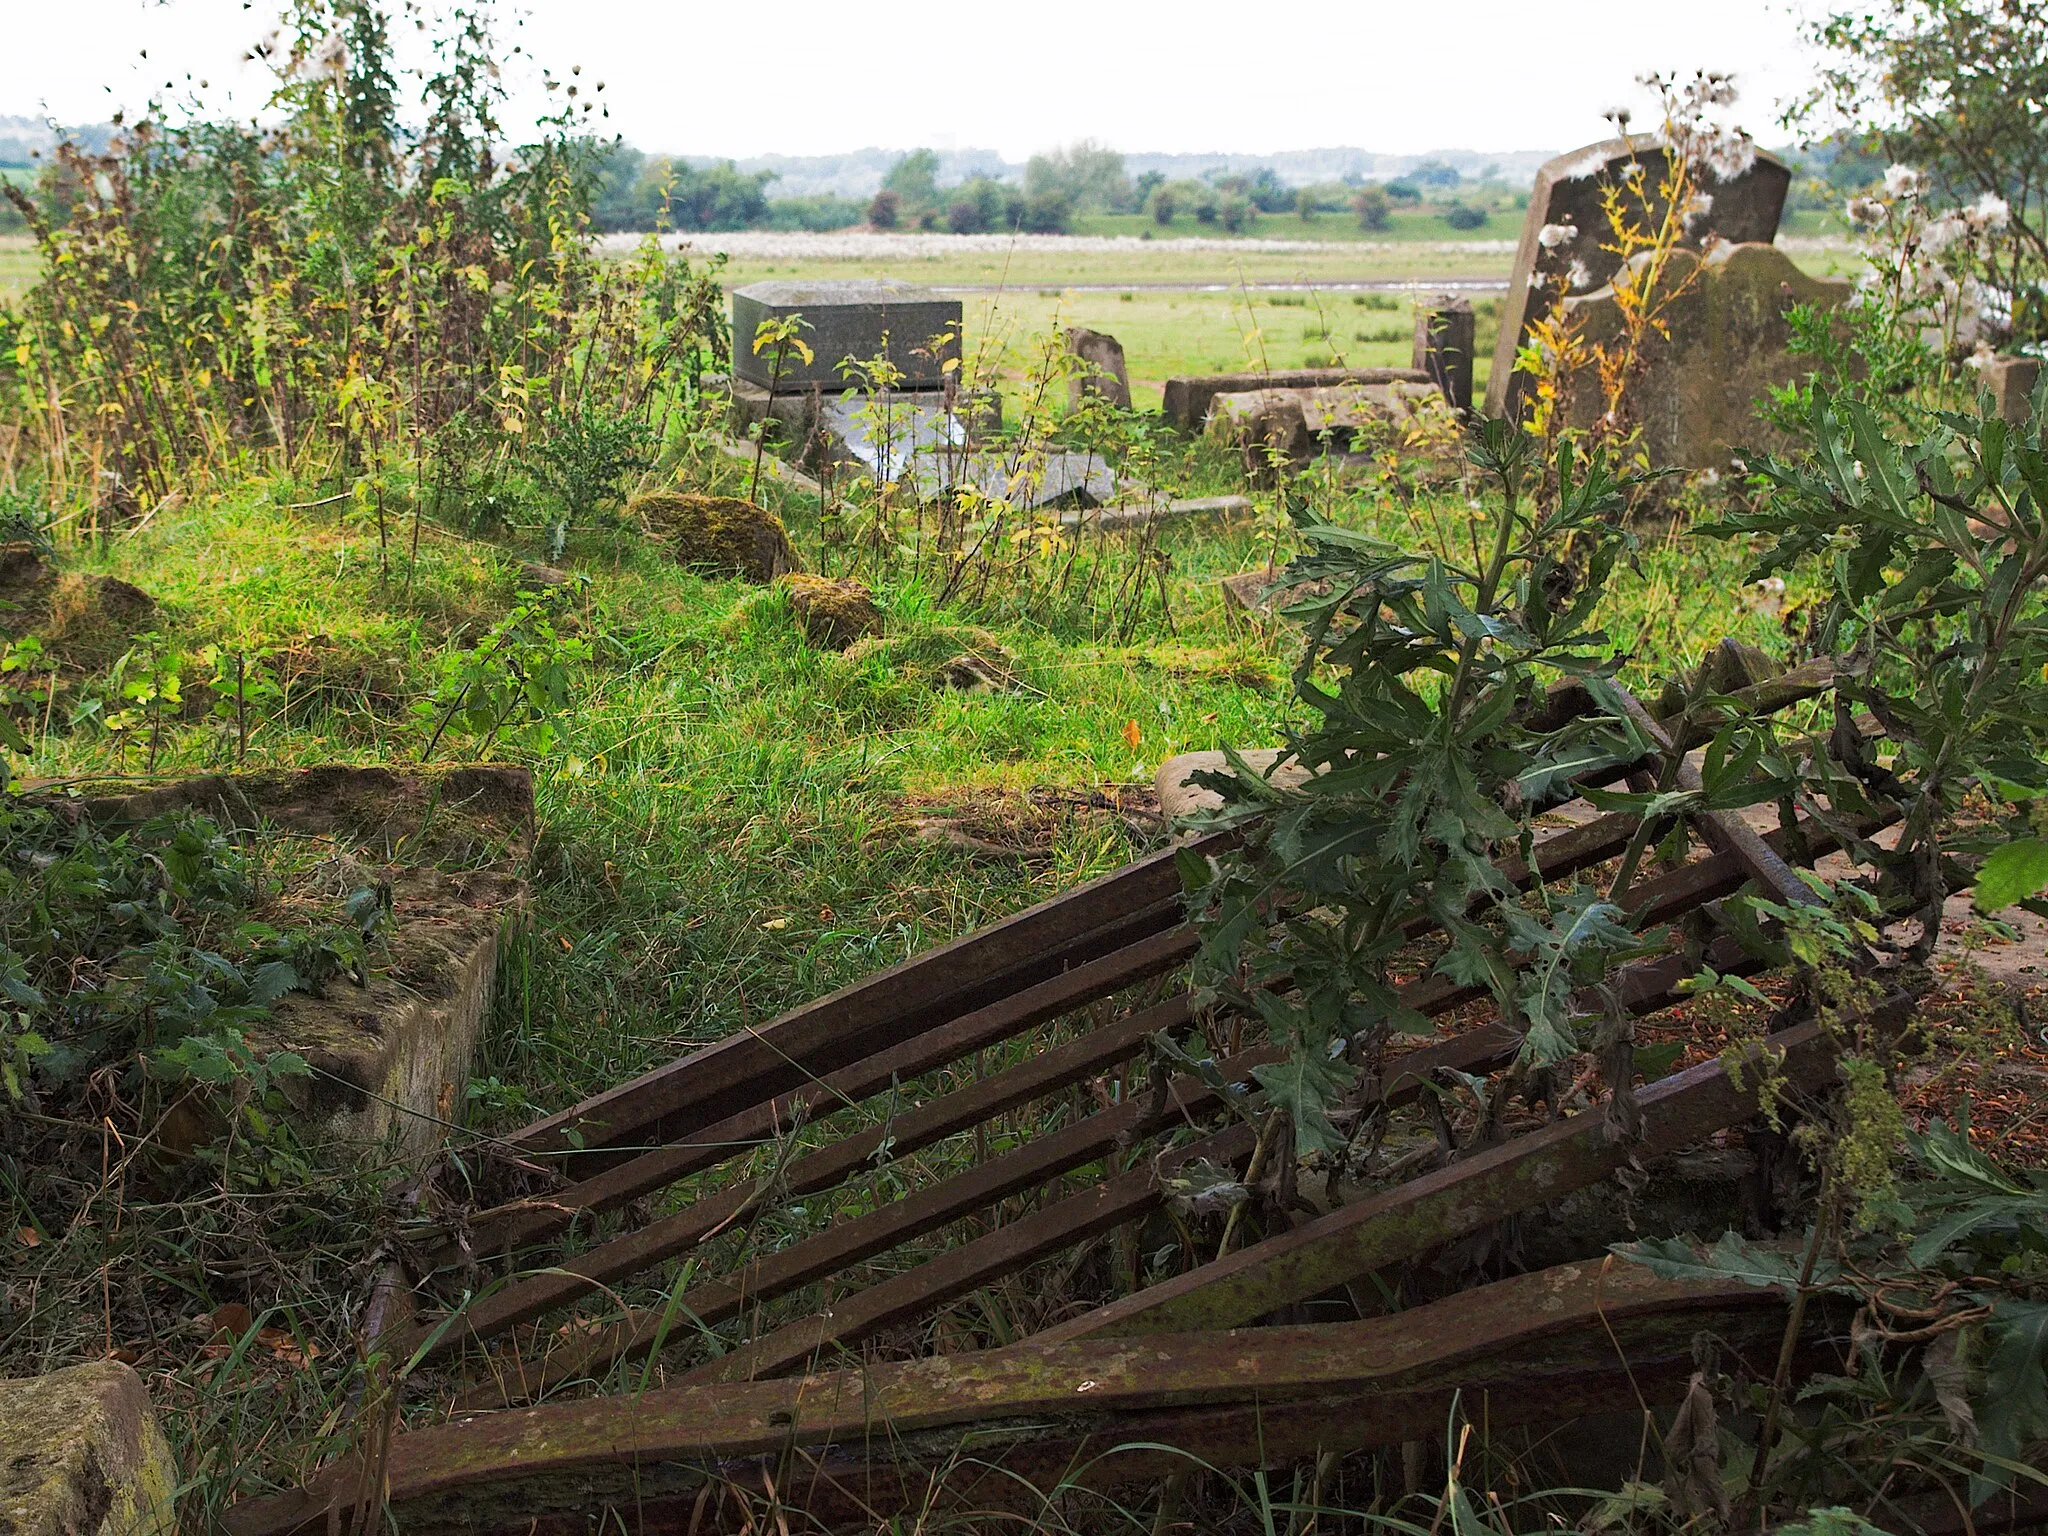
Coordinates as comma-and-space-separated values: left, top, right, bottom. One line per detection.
74, 766, 532, 1164
1556, 242, 1850, 471
1485, 136, 1792, 419
1162, 366, 1432, 431
731, 280, 961, 393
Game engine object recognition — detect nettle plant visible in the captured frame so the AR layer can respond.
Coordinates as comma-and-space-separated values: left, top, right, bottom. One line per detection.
1181, 423, 1673, 1153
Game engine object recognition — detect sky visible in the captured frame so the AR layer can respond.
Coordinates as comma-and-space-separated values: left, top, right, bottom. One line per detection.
3, 0, 1832, 161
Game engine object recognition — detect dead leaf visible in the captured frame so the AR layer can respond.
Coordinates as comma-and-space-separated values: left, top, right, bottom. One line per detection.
256, 1326, 320, 1368
1662, 1370, 1728, 1520
15, 1227, 39, 1248
209, 1301, 254, 1342
1924, 1329, 1978, 1446
105, 1346, 139, 1365
1122, 719, 1142, 750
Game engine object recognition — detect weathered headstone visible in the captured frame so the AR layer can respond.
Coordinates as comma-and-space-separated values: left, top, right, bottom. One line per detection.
1555, 242, 1851, 471
1066, 326, 1133, 411
731, 280, 961, 393
1485, 137, 1792, 419
1980, 355, 2042, 425
1413, 296, 1475, 414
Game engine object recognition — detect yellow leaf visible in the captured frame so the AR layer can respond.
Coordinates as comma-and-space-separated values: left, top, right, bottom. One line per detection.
1122, 719, 1142, 750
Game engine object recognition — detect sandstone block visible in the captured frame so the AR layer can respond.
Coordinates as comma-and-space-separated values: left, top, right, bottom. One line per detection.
0, 1361, 176, 1536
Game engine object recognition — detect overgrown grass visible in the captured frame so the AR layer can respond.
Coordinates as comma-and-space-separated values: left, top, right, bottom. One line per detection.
0, 391, 1807, 1516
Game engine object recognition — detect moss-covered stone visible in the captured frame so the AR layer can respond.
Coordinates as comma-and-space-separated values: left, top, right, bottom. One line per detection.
0, 1361, 177, 1536
777, 574, 882, 651
839, 626, 1018, 691
631, 493, 795, 583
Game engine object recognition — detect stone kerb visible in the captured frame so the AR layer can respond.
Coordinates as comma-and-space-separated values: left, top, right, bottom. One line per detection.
73, 766, 534, 1166
1485, 137, 1791, 419
0, 1360, 177, 1536
1556, 242, 1852, 472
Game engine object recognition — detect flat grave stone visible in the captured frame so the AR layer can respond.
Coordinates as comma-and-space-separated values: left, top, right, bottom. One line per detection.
732, 279, 961, 393
1486, 136, 1791, 418
1162, 366, 1433, 431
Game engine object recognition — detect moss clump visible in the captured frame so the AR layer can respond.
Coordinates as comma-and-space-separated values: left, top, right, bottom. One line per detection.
630, 492, 796, 583
778, 574, 882, 651
839, 624, 1020, 692
0, 544, 155, 672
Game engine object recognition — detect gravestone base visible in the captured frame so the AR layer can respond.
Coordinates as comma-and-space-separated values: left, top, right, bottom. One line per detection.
75, 767, 533, 1166
0, 1361, 177, 1536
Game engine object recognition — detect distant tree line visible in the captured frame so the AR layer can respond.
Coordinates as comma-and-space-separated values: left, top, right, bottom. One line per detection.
575, 137, 1513, 237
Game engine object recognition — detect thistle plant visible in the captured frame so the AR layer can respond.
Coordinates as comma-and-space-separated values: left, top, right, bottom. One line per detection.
1181, 423, 1657, 1154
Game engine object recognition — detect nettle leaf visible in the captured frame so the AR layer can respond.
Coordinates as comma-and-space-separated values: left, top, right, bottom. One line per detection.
1972, 838, 2048, 914
1976, 1300, 2048, 1503
1614, 1229, 1841, 1294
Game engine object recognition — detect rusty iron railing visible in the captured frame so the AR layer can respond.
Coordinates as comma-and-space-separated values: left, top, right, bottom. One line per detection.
226, 652, 1939, 1536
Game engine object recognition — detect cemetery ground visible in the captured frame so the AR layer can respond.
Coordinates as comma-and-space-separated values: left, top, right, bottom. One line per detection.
3, 89, 2042, 1527
0, 413, 1861, 1519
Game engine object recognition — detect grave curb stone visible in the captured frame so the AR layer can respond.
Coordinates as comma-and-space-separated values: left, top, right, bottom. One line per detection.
1162, 367, 1432, 432
0, 1360, 177, 1536
71, 766, 534, 1165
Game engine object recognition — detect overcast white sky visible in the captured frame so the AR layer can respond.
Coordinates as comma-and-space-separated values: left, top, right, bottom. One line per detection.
4, 0, 1830, 161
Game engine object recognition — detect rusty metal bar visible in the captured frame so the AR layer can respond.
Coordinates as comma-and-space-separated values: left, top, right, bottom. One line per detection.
512, 835, 1225, 1169
450, 1034, 1279, 1405
414, 985, 1204, 1361
224, 1261, 1794, 1536
1032, 989, 1915, 1343
453, 1025, 1526, 1406
691, 1023, 1526, 1387
447, 922, 1203, 1263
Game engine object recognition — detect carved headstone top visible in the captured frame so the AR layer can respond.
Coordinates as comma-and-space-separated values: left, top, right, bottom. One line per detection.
1484, 136, 1792, 418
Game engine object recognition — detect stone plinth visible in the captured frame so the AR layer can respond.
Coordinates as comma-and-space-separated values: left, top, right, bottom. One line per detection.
1486, 137, 1791, 419
731, 280, 961, 393
1556, 242, 1851, 472
1412, 296, 1475, 414
0, 1361, 177, 1536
